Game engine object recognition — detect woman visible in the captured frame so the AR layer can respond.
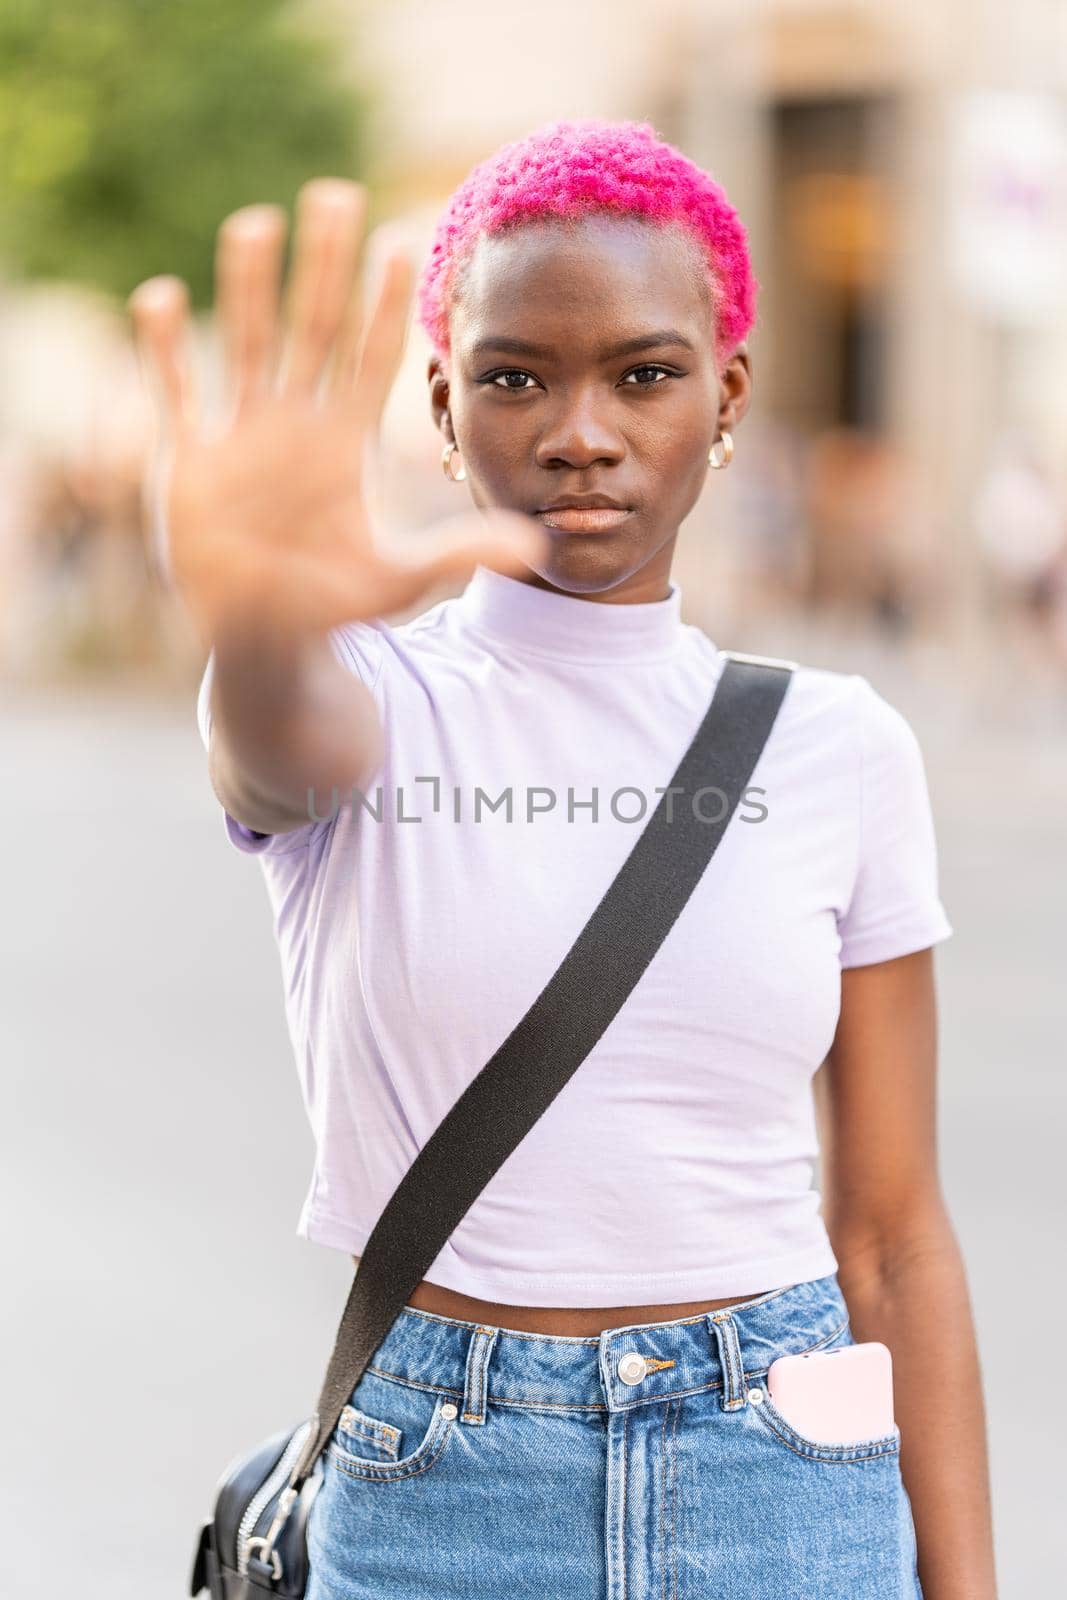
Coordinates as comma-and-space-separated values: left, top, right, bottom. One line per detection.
130, 119, 996, 1599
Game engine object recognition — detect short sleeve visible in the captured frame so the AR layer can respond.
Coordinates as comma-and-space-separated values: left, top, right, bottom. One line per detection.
196, 620, 384, 856
836, 674, 954, 968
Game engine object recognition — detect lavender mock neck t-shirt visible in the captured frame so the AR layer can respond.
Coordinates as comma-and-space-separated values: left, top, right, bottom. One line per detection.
196, 566, 953, 1305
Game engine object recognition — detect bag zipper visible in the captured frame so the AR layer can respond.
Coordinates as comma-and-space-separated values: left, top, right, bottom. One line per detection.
236, 1419, 314, 1577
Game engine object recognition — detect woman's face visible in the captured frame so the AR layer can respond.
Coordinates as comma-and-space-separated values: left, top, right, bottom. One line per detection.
428, 212, 751, 601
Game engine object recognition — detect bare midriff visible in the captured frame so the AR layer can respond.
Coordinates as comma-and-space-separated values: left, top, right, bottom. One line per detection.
351, 1254, 774, 1336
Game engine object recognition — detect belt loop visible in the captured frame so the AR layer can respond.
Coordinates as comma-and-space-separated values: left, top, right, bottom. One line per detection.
708, 1311, 748, 1411
461, 1325, 498, 1426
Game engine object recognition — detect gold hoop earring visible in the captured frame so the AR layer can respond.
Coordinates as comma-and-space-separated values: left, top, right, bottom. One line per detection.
708, 431, 733, 470
442, 441, 467, 482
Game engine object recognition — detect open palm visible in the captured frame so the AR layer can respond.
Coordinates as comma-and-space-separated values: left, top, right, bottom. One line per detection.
127, 178, 546, 646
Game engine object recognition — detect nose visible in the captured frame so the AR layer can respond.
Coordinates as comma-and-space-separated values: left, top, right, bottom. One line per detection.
534, 390, 626, 472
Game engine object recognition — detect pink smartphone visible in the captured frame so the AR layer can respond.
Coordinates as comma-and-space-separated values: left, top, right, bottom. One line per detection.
764, 1341, 895, 1444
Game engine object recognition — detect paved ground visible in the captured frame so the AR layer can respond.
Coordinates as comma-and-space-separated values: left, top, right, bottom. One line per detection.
2, 621, 1063, 1598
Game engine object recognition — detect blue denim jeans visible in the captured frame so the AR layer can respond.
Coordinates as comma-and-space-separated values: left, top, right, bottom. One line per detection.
306, 1271, 923, 1598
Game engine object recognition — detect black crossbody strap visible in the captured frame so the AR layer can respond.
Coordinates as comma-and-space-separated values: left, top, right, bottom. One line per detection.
288, 653, 795, 1490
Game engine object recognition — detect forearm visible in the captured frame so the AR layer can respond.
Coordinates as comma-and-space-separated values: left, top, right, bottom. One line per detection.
209, 616, 384, 831
837, 1222, 997, 1600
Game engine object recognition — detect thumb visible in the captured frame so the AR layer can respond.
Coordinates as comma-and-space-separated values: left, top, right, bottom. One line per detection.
369, 510, 551, 613
417, 509, 552, 582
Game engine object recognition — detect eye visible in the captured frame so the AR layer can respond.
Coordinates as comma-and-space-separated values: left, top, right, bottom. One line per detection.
477, 363, 681, 393
621, 364, 677, 386
481, 369, 538, 391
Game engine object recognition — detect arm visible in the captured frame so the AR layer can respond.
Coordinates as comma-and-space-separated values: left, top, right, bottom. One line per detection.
127, 180, 549, 843
206, 618, 384, 837
814, 947, 998, 1600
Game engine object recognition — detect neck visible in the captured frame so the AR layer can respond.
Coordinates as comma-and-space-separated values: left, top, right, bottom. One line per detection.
513, 549, 677, 607
457, 563, 686, 664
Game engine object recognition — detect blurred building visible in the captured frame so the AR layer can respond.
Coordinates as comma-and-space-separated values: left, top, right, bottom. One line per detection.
3, 0, 1066, 674
331, 0, 1067, 653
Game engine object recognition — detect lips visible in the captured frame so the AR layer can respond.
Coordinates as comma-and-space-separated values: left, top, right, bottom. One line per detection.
536, 506, 633, 533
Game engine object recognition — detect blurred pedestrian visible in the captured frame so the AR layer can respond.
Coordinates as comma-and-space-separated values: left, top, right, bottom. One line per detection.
973, 433, 1066, 677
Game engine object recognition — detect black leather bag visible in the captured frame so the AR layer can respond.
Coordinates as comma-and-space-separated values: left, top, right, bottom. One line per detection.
189, 651, 795, 1599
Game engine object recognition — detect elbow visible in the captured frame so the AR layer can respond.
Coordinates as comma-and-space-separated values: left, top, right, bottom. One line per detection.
831, 1188, 961, 1295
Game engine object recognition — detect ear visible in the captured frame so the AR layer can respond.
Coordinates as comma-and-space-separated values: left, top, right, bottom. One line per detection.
717, 341, 753, 433
428, 355, 455, 443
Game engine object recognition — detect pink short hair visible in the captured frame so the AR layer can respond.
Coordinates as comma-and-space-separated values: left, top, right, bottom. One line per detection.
416, 117, 758, 373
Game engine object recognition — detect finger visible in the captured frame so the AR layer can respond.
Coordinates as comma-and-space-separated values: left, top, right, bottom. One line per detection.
215, 203, 288, 419
279, 178, 367, 398
326, 279, 364, 399
422, 511, 553, 583
355, 510, 551, 615
126, 276, 198, 436
210, 512, 551, 641
342, 236, 415, 435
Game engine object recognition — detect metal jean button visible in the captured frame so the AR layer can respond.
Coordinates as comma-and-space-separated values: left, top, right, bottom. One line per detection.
617, 1351, 648, 1385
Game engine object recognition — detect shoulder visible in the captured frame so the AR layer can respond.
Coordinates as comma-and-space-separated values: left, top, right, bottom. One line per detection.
730, 653, 916, 738
844, 672, 928, 777
778, 664, 936, 819
712, 650, 925, 782
328, 592, 461, 686
716, 648, 863, 744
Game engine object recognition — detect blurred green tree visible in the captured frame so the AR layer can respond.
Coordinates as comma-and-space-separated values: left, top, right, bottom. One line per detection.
0, 0, 377, 304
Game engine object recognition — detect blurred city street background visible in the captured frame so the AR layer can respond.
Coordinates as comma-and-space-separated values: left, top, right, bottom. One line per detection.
2, 1, 1065, 1596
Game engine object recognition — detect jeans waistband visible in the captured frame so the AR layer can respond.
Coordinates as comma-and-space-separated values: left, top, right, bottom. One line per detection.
362, 1272, 850, 1419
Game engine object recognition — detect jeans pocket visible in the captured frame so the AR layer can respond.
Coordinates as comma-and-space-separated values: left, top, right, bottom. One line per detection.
327, 1370, 460, 1483
335, 1404, 404, 1463
749, 1323, 902, 1464
751, 1389, 901, 1463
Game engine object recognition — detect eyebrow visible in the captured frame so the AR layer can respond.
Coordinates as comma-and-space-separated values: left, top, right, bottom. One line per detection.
470, 329, 698, 359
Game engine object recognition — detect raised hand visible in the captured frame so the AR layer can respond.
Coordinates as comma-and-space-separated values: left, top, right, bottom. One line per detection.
127, 178, 547, 648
